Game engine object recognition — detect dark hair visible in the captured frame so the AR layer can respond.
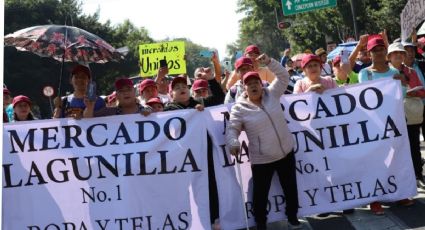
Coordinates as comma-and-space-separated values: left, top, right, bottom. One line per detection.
13, 112, 36, 121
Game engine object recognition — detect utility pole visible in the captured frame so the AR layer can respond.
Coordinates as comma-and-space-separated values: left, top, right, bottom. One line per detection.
349, 0, 359, 40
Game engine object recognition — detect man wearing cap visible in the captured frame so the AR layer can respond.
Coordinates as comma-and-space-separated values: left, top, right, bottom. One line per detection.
226, 45, 276, 90
137, 78, 159, 106
191, 77, 225, 105
225, 54, 281, 103
332, 55, 359, 86
146, 97, 164, 112
315, 47, 332, 76
164, 75, 223, 111
53, 64, 105, 119
84, 78, 151, 117
191, 79, 209, 99
226, 56, 302, 229
193, 51, 222, 86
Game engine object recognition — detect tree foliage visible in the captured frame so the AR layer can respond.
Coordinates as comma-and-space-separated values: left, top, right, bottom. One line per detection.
235, 0, 409, 55
4, 0, 211, 118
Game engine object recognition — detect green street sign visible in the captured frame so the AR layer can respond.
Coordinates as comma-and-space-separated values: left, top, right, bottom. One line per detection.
282, 0, 337, 16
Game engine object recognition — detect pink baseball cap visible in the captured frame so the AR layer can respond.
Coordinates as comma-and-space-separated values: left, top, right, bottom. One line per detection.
367, 37, 385, 52
168, 76, 188, 93
146, 97, 163, 106
139, 79, 157, 92
245, 45, 260, 54
301, 54, 321, 68
114, 78, 133, 90
12, 95, 31, 108
192, 79, 208, 91
234, 57, 254, 70
242, 71, 261, 84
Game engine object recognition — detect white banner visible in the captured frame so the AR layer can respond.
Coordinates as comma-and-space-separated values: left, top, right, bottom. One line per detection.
400, 0, 425, 41
2, 111, 210, 230
207, 78, 418, 230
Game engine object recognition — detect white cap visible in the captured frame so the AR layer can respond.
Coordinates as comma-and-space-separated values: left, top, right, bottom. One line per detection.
402, 42, 416, 47
387, 42, 406, 55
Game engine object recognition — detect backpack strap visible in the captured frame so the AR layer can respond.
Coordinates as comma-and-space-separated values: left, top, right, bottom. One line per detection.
401, 65, 411, 82
366, 67, 373, 81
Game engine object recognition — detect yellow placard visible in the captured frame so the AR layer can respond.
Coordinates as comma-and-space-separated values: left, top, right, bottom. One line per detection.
139, 41, 186, 77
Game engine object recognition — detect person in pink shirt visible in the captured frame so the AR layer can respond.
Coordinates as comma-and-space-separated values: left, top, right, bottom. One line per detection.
293, 54, 337, 94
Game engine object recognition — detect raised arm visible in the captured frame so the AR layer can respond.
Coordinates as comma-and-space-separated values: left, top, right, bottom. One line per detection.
349, 34, 368, 69
260, 54, 290, 97
211, 51, 222, 83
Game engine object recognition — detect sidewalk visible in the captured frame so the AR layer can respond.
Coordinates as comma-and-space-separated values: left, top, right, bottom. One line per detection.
261, 142, 425, 230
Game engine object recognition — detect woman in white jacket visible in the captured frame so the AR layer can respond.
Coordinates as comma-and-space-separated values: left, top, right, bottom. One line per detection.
226, 54, 301, 230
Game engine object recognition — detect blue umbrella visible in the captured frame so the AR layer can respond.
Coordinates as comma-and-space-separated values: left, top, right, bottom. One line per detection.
327, 41, 358, 61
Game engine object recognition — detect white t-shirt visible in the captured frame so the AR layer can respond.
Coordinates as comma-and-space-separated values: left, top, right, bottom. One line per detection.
321, 63, 332, 76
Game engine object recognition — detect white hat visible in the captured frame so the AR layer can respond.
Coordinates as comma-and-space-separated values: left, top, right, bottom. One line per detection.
402, 42, 416, 47
387, 42, 406, 55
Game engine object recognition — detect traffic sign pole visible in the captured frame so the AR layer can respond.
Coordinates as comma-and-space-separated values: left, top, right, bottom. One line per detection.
282, 0, 337, 16
43, 85, 55, 117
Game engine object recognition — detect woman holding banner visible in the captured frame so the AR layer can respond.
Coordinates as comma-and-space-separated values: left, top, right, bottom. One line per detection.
11, 95, 37, 121
293, 54, 337, 94
226, 54, 302, 230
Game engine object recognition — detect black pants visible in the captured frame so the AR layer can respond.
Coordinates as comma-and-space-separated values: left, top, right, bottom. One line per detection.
207, 134, 219, 224
251, 152, 299, 225
407, 124, 423, 178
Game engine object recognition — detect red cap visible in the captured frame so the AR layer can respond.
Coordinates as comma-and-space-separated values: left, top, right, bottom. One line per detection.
245, 45, 260, 54
71, 65, 91, 79
114, 78, 133, 90
332, 55, 341, 66
235, 57, 254, 70
171, 76, 187, 88
146, 97, 163, 106
367, 37, 385, 52
138, 79, 157, 93
3, 88, 10, 95
168, 76, 188, 93
107, 91, 116, 103
12, 95, 31, 108
301, 54, 321, 68
242, 71, 261, 84
192, 79, 209, 91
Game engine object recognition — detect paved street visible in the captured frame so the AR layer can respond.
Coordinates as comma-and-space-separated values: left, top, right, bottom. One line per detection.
262, 142, 425, 230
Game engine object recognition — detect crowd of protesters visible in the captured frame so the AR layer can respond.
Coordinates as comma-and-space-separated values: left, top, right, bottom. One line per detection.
3, 31, 425, 230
